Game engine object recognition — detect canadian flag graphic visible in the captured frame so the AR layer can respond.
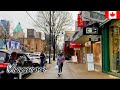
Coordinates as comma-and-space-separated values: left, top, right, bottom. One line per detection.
105, 11, 120, 19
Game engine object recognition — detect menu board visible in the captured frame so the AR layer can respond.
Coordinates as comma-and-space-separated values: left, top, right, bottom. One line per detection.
87, 63, 95, 71
87, 54, 94, 63
72, 56, 77, 62
87, 54, 95, 71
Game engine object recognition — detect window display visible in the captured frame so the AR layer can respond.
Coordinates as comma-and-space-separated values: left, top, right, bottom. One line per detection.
110, 26, 120, 72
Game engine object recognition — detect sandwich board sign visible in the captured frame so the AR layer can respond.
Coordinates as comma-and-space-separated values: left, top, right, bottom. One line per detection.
86, 54, 95, 71
72, 56, 77, 62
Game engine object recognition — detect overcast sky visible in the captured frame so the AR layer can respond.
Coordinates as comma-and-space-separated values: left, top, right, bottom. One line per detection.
0, 11, 79, 47
0, 11, 79, 37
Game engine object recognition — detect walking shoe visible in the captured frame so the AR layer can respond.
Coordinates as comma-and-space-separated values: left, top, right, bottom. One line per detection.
58, 73, 60, 77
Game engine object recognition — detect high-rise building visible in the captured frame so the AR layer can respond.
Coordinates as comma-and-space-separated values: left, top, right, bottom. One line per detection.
1, 20, 10, 35
27, 29, 36, 38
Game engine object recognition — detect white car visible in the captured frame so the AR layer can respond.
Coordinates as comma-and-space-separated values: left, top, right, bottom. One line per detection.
29, 54, 40, 66
34, 52, 41, 55
25, 53, 32, 57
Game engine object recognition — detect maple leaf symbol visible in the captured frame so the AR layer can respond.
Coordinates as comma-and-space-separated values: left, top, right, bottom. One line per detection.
110, 12, 115, 17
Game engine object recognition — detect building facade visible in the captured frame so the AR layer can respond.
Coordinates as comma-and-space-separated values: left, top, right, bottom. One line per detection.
13, 22, 25, 39
19, 38, 47, 53
100, 19, 120, 77
71, 11, 105, 71
27, 29, 36, 38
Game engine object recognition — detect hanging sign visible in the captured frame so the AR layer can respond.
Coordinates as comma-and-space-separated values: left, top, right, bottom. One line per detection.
78, 14, 84, 27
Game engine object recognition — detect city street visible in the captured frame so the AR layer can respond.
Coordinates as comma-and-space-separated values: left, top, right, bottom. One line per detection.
27, 60, 119, 79
0, 11, 120, 79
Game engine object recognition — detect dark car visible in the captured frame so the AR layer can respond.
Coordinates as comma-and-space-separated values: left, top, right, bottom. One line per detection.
0, 50, 32, 79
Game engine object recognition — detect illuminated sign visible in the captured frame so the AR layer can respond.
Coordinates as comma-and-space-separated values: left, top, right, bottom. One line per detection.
70, 43, 81, 48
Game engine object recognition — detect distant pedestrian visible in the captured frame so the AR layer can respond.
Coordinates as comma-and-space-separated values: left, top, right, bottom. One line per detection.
40, 51, 46, 72
57, 53, 65, 76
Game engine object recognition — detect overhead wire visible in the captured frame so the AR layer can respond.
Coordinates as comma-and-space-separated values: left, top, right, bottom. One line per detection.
25, 11, 47, 34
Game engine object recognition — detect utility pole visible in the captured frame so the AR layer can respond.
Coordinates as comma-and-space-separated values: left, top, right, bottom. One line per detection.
49, 11, 51, 64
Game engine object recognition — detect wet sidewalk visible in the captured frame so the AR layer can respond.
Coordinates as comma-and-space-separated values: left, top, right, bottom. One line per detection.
27, 60, 119, 79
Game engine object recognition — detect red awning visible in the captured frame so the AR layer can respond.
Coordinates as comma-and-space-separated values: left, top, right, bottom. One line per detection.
70, 43, 81, 48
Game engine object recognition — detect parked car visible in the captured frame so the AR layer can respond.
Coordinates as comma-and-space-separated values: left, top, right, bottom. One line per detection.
29, 54, 40, 67
34, 52, 41, 55
25, 53, 32, 57
0, 50, 32, 79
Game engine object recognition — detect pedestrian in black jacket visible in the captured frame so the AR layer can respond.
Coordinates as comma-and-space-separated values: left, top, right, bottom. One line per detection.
40, 51, 45, 72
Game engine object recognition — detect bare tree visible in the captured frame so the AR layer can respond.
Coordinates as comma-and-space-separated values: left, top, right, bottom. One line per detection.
35, 11, 73, 34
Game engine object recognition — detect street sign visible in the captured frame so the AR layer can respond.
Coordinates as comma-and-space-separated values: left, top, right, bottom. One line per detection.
86, 27, 98, 34
86, 28, 92, 34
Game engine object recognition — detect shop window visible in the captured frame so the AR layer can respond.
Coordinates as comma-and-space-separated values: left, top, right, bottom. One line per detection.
110, 26, 120, 73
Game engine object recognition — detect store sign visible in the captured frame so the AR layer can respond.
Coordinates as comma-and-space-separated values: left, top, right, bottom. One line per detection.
86, 27, 98, 34
70, 43, 81, 48
78, 14, 84, 27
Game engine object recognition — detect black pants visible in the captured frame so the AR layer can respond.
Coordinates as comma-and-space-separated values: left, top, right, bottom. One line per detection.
40, 61, 44, 72
58, 62, 63, 73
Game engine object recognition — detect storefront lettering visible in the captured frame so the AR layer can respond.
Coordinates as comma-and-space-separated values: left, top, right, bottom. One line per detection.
114, 40, 118, 43
113, 28, 119, 56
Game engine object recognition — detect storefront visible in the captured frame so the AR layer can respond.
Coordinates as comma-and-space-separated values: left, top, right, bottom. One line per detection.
70, 43, 81, 63
100, 19, 120, 76
100, 19, 120, 77
84, 38, 102, 70
72, 22, 102, 71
